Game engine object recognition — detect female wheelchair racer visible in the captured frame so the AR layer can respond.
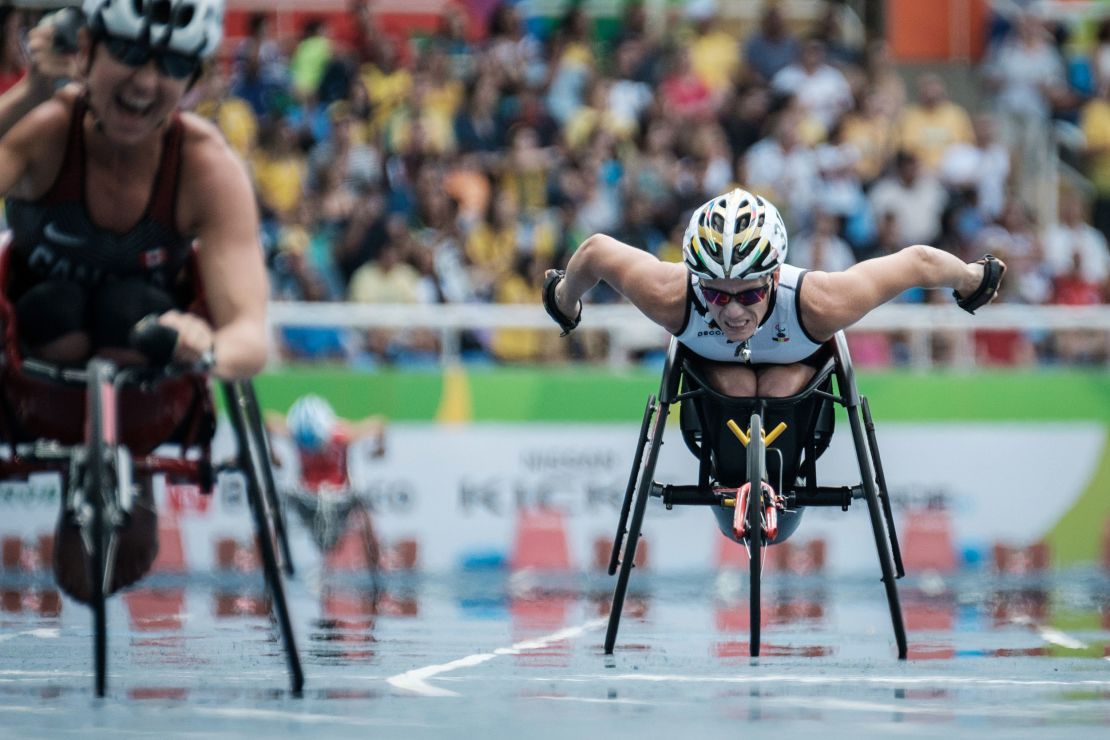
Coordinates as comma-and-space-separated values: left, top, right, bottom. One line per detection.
0, 0, 296, 695
542, 188, 1005, 656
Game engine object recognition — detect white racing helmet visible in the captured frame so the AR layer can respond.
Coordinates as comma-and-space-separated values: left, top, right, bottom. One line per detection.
682, 189, 788, 281
286, 394, 337, 451
83, 0, 225, 58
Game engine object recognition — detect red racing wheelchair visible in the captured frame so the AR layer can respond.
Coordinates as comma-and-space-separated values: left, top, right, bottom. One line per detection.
0, 241, 302, 696
606, 333, 908, 659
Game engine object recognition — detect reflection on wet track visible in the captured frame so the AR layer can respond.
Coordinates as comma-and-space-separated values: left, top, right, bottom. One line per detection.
1, 569, 1108, 738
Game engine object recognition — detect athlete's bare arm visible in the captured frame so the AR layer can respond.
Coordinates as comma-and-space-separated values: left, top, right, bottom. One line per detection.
0, 92, 73, 199
800, 245, 1002, 341
0, 16, 78, 140
173, 116, 269, 378
553, 234, 689, 334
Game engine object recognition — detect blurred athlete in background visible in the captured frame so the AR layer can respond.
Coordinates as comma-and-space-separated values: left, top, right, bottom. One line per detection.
266, 394, 386, 570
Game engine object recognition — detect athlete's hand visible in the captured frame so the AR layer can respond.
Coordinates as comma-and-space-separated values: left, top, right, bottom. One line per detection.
158, 310, 216, 367
26, 10, 80, 90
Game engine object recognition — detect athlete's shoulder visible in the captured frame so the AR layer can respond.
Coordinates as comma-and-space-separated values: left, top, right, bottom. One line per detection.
777, 263, 806, 287
175, 113, 256, 236
178, 112, 251, 188
178, 111, 239, 159
8, 87, 75, 142
791, 268, 841, 342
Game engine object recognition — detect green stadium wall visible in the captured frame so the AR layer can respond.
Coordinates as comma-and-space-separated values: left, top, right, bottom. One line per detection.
252, 367, 1110, 423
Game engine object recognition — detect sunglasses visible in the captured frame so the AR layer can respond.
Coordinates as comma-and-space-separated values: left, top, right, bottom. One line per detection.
700, 281, 771, 307
103, 36, 201, 81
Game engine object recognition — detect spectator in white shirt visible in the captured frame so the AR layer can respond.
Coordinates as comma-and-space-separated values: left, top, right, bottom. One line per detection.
788, 210, 857, 272
741, 108, 819, 230
868, 150, 949, 246
771, 38, 853, 134
938, 113, 1011, 220
1042, 192, 1110, 285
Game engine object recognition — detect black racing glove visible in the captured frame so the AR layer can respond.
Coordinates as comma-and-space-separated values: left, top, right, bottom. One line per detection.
542, 269, 581, 336
953, 254, 1005, 314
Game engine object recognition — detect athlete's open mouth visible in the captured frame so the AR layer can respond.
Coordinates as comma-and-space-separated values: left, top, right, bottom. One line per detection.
115, 93, 154, 117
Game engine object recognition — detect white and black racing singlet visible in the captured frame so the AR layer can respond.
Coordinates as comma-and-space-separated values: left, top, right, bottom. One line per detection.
673, 263, 825, 363
5, 96, 192, 298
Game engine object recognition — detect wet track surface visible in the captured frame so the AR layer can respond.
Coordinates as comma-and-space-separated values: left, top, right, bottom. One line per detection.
1, 569, 1108, 738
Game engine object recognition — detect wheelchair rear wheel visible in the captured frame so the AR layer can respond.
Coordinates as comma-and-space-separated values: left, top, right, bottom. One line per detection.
747, 412, 765, 658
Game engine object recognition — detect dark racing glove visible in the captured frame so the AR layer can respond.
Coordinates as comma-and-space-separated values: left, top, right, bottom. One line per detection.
542, 269, 581, 336
953, 254, 1006, 314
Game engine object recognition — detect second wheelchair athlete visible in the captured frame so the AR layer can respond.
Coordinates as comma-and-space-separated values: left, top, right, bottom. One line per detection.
0, 0, 268, 602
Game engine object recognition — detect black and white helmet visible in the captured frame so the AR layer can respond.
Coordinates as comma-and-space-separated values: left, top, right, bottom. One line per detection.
83, 0, 224, 58
682, 189, 788, 281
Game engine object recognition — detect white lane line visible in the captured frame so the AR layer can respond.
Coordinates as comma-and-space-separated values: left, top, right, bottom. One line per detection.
388, 654, 495, 698
1010, 616, 1089, 650
0, 706, 57, 716
193, 707, 435, 728
750, 694, 1081, 720
535, 674, 1110, 689
387, 618, 607, 697
0, 628, 59, 643
531, 695, 654, 706
1036, 626, 1087, 650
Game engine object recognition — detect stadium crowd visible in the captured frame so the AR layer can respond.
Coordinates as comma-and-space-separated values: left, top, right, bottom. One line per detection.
1, 0, 1108, 366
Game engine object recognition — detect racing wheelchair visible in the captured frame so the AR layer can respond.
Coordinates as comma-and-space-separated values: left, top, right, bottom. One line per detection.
606, 332, 908, 659
0, 245, 302, 697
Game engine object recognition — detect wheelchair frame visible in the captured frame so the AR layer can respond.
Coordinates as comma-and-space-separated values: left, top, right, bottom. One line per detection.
0, 359, 303, 696
606, 332, 908, 659
0, 360, 303, 696
0, 240, 301, 696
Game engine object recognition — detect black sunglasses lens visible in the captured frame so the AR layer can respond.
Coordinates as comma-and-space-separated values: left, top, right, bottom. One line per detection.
106, 38, 150, 66
158, 52, 200, 80
738, 286, 768, 305
105, 37, 198, 79
701, 287, 725, 305
703, 283, 768, 306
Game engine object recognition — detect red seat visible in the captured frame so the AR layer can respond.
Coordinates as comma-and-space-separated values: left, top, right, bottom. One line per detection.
0, 236, 214, 457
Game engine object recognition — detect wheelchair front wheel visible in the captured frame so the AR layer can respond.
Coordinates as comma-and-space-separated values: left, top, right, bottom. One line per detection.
609, 395, 655, 576
223, 381, 305, 693
241, 382, 295, 577
747, 412, 765, 659
85, 359, 116, 697
605, 397, 669, 655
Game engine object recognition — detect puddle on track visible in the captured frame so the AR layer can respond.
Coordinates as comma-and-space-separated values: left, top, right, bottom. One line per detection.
0, 569, 1108, 738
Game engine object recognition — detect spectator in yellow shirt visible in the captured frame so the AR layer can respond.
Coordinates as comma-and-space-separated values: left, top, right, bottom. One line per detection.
897, 73, 974, 172
361, 36, 412, 138
491, 255, 544, 362
195, 68, 258, 158
687, 0, 741, 95
466, 193, 520, 296
1080, 80, 1110, 240
252, 117, 307, 225
841, 91, 899, 184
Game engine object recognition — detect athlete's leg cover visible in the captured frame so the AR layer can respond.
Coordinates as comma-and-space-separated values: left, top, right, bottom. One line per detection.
14, 280, 88, 348
91, 278, 175, 350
